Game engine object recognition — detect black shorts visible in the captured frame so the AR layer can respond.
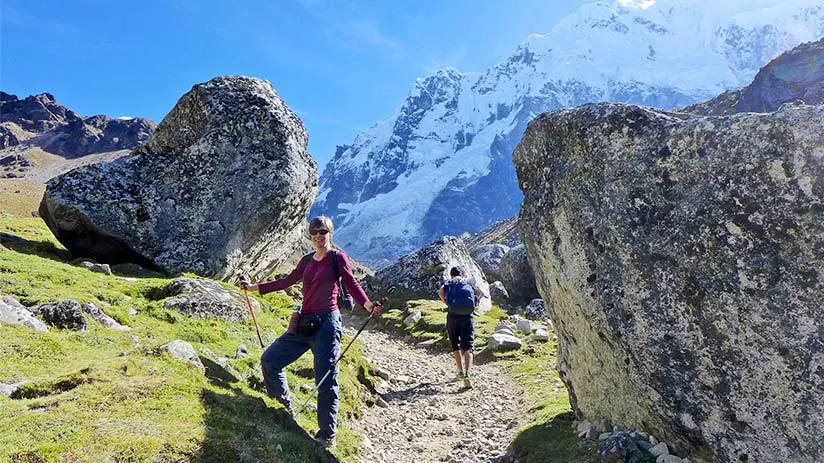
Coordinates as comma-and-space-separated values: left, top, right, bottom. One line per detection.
446, 313, 474, 352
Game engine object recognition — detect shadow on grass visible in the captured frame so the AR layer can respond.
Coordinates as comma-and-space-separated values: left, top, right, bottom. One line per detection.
192, 384, 339, 463
0, 231, 167, 279
508, 411, 600, 463
0, 231, 72, 262
473, 347, 520, 366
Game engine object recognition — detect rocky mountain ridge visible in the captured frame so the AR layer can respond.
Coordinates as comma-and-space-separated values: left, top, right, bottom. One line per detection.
0, 92, 155, 180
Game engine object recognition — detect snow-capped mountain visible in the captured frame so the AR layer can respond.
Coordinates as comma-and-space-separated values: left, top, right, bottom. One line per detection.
313, 0, 824, 267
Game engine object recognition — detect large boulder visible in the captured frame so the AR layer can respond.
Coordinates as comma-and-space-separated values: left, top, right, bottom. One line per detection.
373, 236, 491, 314
470, 244, 509, 282
158, 340, 205, 374
514, 102, 824, 463
0, 296, 48, 332
39, 76, 317, 281
498, 245, 540, 303
33, 300, 87, 331
163, 277, 260, 323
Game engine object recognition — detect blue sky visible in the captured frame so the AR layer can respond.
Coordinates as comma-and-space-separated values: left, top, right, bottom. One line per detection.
1, 0, 587, 166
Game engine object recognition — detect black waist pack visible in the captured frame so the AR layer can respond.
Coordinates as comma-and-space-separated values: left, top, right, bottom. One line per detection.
296, 313, 323, 337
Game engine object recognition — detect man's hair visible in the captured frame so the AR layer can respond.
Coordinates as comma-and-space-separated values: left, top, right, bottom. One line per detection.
450, 266, 463, 277
309, 216, 334, 233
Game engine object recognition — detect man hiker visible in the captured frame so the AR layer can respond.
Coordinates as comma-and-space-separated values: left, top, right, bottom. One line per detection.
239, 215, 381, 449
438, 266, 487, 389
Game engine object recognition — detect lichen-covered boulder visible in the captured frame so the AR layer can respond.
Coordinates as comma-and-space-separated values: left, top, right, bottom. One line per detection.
163, 277, 260, 323
373, 236, 491, 314
39, 76, 317, 281
158, 340, 205, 374
82, 303, 130, 331
514, 102, 824, 463
0, 296, 48, 332
470, 244, 509, 282
33, 300, 87, 331
519, 298, 547, 321
499, 245, 540, 303
489, 280, 509, 303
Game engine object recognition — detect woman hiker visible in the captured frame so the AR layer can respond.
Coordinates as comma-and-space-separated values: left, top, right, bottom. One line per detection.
239, 215, 381, 449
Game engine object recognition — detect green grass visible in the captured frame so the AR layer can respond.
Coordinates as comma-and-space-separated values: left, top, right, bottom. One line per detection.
0, 179, 44, 218
1, 213, 603, 462
0, 215, 374, 462
496, 341, 600, 462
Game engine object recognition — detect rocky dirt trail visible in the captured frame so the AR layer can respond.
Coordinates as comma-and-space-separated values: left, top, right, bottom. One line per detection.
342, 313, 525, 463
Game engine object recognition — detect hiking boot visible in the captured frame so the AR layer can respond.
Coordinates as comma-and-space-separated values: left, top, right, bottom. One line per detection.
449, 372, 465, 383
463, 376, 472, 389
315, 435, 336, 450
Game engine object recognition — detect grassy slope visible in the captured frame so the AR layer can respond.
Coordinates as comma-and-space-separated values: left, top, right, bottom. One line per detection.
1, 186, 598, 462
0, 179, 44, 218
376, 299, 599, 463
0, 216, 375, 463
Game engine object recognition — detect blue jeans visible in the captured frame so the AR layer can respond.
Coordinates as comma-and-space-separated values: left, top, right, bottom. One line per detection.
261, 310, 342, 440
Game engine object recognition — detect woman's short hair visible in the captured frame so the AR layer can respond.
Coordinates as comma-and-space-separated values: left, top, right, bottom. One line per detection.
309, 216, 334, 233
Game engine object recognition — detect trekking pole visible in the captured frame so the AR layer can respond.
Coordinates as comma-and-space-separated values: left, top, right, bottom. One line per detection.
296, 297, 387, 415
238, 272, 265, 349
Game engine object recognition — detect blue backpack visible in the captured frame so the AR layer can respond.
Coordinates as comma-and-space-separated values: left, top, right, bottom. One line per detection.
445, 279, 476, 316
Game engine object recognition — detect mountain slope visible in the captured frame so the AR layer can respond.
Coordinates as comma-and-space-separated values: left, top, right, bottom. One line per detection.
0, 92, 155, 181
312, 0, 824, 267
683, 38, 824, 115
0, 92, 155, 157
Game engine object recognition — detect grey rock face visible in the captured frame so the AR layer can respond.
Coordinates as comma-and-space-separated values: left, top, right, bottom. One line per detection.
498, 245, 540, 303
33, 300, 87, 331
0, 123, 26, 149
470, 244, 509, 282
684, 39, 824, 116
82, 303, 130, 331
158, 340, 205, 374
519, 298, 546, 321
489, 281, 509, 303
39, 114, 156, 158
163, 277, 260, 323
373, 236, 491, 314
514, 102, 824, 462
0, 297, 48, 332
77, 261, 112, 275
464, 216, 523, 250
0, 92, 76, 133
39, 76, 317, 280
487, 333, 523, 352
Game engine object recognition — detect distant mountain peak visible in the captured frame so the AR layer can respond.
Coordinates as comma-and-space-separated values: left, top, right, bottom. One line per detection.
313, 0, 824, 267
0, 91, 156, 164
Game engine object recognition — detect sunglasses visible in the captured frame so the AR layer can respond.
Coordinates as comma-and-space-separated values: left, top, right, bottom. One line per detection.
309, 229, 330, 236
